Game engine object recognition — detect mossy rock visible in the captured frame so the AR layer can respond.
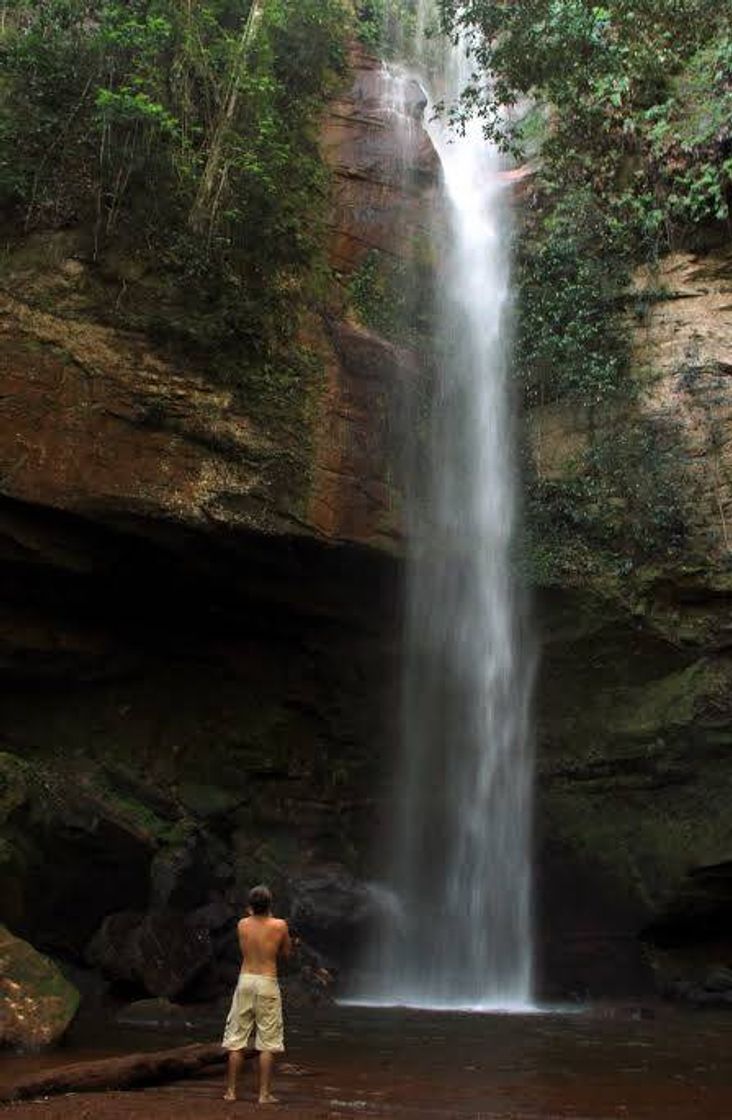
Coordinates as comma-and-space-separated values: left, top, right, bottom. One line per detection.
177, 782, 241, 820
0, 835, 30, 930
591, 659, 724, 745
0, 757, 31, 930
0, 924, 80, 1049
0, 752, 29, 824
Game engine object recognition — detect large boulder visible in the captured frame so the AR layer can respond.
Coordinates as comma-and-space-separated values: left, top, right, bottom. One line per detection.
87, 910, 213, 999
149, 834, 213, 912
0, 753, 30, 931
0, 925, 79, 1048
0, 752, 27, 821
640, 858, 732, 1001
289, 868, 376, 968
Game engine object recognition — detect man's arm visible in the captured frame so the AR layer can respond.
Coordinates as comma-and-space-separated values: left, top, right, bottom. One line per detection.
278, 919, 293, 960
237, 916, 249, 958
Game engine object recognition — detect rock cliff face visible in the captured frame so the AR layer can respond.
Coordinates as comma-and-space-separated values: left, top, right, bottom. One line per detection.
529, 246, 732, 1000
1, 36, 731, 1013
0, 44, 432, 1000
312, 45, 436, 546
0, 55, 434, 559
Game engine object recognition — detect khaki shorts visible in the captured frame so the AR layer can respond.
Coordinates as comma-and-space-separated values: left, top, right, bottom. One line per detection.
222, 973, 284, 1053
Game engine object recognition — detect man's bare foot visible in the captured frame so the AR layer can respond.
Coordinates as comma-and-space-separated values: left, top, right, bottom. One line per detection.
223, 1090, 237, 1102
258, 1094, 279, 1105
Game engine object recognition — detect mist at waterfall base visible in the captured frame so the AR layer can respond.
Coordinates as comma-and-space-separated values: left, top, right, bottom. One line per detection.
348, 18, 537, 1014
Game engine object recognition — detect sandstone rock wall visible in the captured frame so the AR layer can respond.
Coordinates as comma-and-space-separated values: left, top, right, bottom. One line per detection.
1, 32, 730, 1009
0, 45, 435, 559
529, 248, 732, 581
528, 247, 732, 1000
0, 924, 80, 1048
311, 45, 436, 547
0, 44, 431, 998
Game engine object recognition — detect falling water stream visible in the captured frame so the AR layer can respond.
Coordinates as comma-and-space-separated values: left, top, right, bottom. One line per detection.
359, 2, 536, 1010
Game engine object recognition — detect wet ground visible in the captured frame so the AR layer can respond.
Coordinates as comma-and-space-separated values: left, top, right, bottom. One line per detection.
2, 1003, 731, 1119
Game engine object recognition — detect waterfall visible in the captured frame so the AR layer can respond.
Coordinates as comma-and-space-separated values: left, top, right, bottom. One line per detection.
359, 2, 536, 1011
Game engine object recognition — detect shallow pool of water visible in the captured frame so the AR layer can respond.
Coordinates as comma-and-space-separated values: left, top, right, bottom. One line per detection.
2, 1003, 731, 1118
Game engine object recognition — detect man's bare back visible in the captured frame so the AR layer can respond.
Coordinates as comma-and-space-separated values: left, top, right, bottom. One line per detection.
223, 885, 293, 1105
238, 914, 292, 977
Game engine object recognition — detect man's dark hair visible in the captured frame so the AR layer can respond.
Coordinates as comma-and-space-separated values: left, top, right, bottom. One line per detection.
249, 884, 273, 915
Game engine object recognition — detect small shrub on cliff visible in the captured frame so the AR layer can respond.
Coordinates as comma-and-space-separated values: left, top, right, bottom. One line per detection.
515, 189, 630, 407
644, 35, 732, 225
436, 0, 731, 410
348, 248, 433, 348
524, 417, 687, 587
356, 1, 418, 56
0, 0, 350, 409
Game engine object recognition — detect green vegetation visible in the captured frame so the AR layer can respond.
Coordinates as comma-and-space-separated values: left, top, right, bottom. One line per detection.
0, 751, 29, 824
524, 417, 687, 585
515, 188, 629, 408
438, 0, 728, 214
0, 922, 81, 1044
436, 0, 731, 406
356, 1, 417, 56
0, 0, 351, 414
434, 1, 731, 575
348, 246, 434, 347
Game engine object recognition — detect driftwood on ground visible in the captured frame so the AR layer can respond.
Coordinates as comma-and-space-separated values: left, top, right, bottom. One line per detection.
0, 1041, 236, 1103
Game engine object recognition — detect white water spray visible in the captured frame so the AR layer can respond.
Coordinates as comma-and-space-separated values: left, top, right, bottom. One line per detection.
359, 2, 536, 1011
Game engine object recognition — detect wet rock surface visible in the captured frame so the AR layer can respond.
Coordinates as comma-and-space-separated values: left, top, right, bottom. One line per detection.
0, 40, 421, 1010
87, 912, 213, 1001
524, 247, 732, 998
527, 247, 732, 614
289, 868, 377, 969
0, 925, 80, 1048
321, 45, 438, 276
114, 998, 201, 1030
0, 39, 731, 1013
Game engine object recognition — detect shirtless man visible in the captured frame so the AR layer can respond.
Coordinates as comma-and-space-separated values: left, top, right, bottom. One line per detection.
222, 884, 293, 1104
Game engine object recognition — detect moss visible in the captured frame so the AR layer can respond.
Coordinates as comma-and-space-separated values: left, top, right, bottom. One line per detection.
0, 924, 80, 1047
523, 399, 688, 609
0, 748, 174, 849
99, 791, 173, 845
160, 817, 198, 848
178, 783, 242, 820
0, 752, 29, 824
0, 1, 351, 447
541, 654, 729, 777
0, 835, 27, 930
538, 613, 732, 927
599, 661, 725, 740
543, 761, 732, 917
347, 246, 434, 349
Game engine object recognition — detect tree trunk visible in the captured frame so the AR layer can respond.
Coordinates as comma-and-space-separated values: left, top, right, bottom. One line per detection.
0, 1042, 239, 1103
188, 0, 266, 235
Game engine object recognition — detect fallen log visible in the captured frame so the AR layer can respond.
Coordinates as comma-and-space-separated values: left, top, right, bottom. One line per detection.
0, 1041, 237, 1103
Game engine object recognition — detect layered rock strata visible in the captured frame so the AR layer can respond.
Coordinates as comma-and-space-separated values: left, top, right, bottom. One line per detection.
529, 247, 732, 999
1, 36, 731, 1010
0, 45, 433, 1003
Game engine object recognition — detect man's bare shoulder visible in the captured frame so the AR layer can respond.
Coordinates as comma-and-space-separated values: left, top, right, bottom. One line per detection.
238, 915, 286, 926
